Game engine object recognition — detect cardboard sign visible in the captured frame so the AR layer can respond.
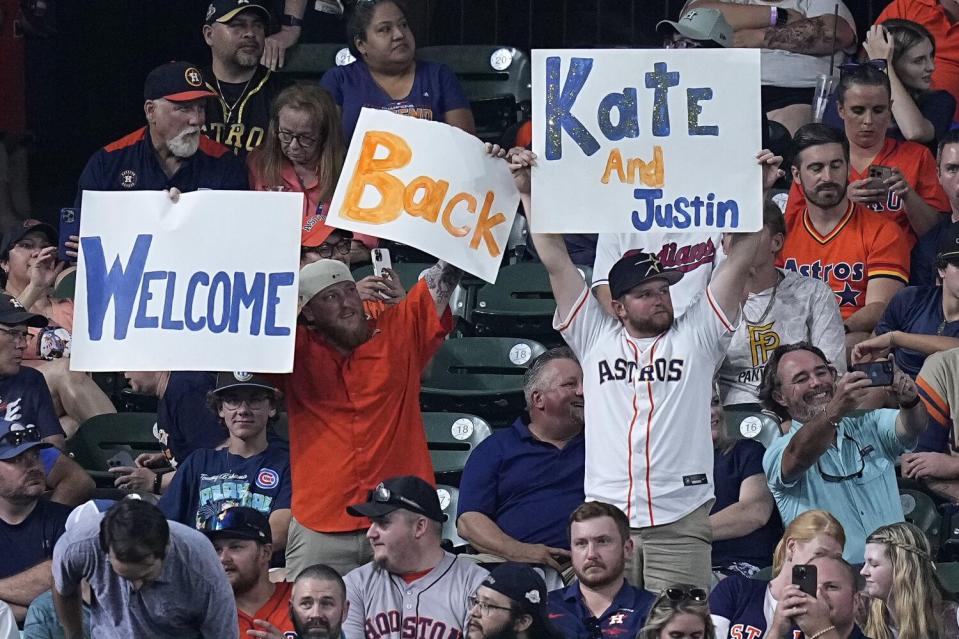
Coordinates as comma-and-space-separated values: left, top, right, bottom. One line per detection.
531, 48, 762, 233
71, 190, 302, 372
327, 109, 519, 283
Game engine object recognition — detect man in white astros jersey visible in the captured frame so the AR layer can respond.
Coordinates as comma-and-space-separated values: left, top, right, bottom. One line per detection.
509, 146, 784, 592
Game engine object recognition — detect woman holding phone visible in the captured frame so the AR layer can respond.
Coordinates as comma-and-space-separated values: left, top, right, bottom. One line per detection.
709, 510, 845, 638
785, 63, 948, 243
861, 522, 959, 639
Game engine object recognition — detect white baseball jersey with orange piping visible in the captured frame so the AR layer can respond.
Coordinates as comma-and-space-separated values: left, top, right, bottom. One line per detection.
555, 281, 737, 528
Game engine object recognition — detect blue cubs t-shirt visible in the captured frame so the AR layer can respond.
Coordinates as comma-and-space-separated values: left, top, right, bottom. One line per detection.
875, 286, 959, 378
0, 367, 64, 439
158, 444, 291, 529
0, 498, 71, 578
712, 440, 782, 573
320, 60, 470, 143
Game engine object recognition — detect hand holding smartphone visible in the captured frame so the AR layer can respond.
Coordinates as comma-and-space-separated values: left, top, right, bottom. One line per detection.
851, 360, 894, 387
58, 208, 80, 264
868, 165, 893, 192
792, 564, 818, 597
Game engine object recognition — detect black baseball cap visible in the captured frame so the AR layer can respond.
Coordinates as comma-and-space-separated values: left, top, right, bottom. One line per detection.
0, 292, 47, 328
0, 219, 57, 259
347, 476, 444, 522
608, 249, 684, 300
205, 0, 271, 25
144, 61, 217, 103
480, 563, 549, 616
212, 371, 281, 396
202, 506, 272, 543
0, 420, 51, 461
938, 222, 959, 261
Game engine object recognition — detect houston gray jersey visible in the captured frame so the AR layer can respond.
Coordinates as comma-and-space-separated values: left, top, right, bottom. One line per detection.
344, 552, 488, 639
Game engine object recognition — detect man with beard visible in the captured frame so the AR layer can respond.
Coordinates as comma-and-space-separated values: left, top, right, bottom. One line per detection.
547, 502, 656, 639
467, 563, 564, 639
777, 123, 910, 360
288, 564, 350, 639
343, 475, 488, 639
204, 506, 295, 637
0, 418, 71, 623
75, 61, 247, 207
202, 0, 287, 157
516, 146, 785, 590
457, 347, 585, 582
759, 341, 926, 562
273, 257, 457, 577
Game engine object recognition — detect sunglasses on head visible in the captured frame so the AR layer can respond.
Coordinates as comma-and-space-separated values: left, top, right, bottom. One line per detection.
839, 59, 888, 76
663, 586, 708, 603
202, 507, 266, 538
0, 424, 39, 448
370, 482, 428, 516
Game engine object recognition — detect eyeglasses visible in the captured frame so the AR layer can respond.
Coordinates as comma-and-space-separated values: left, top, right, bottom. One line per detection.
663, 587, 708, 603
220, 395, 270, 410
202, 507, 267, 539
664, 37, 705, 49
839, 59, 888, 76
371, 482, 427, 516
278, 129, 317, 148
467, 596, 513, 616
0, 423, 39, 448
0, 326, 29, 342
817, 433, 873, 482
310, 239, 352, 260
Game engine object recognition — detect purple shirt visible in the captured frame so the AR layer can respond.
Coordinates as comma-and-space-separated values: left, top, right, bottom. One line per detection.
320, 60, 470, 144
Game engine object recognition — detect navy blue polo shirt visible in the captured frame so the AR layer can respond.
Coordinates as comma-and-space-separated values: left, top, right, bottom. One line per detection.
457, 417, 585, 550
547, 580, 656, 639
875, 286, 959, 378
75, 126, 248, 207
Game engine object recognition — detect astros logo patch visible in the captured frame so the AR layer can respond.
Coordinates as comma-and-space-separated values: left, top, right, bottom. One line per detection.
256, 468, 279, 490
120, 170, 137, 188
184, 67, 203, 87
233, 371, 253, 382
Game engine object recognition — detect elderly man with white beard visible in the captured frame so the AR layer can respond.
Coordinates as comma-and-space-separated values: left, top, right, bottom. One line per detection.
75, 61, 247, 207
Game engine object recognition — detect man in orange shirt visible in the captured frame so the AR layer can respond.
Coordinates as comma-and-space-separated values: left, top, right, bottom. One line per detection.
275, 258, 457, 578
777, 124, 910, 360
204, 506, 294, 637
875, 0, 959, 121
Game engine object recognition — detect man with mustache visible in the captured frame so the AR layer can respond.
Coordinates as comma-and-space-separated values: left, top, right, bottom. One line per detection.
202, 0, 286, 157
275, 257, 457, 578
0, 418, 71, 624
204, 506, 295, 638
467, 563, 565, 639
759, 341, 926, 562
777, 123, 911, 361
457, 347, 585, 582
289, 564, 350, 639
75, 61, 247, 208
547, 502, 656, 639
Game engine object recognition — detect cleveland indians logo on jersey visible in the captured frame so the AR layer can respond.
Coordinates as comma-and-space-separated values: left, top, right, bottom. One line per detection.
598, 357, 685, 384
657, 238, 716, 273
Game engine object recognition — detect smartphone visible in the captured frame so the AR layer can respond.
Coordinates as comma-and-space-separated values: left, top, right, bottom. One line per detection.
107, 450, 136, 469
792, 564, 818, 597
58, 208, 80, 263
868, 165, 893, 191
372, 248, 392, 278
852, 360, 895, 387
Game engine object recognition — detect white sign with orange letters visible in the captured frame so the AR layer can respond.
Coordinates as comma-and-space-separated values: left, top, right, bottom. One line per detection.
326, 108, 519, 283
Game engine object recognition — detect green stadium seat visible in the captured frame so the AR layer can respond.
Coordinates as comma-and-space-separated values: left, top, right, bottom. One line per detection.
423, 412, 493, 479
67, 413, 162, 487
421, 337, 547, 426
436, 484, 469, 550
724, 411, 783, 449
470, 263, 559, 346
53, 268, 76, 300
900, 488, 941, 557
277, 43, 352, 82
936, 562, 959, 593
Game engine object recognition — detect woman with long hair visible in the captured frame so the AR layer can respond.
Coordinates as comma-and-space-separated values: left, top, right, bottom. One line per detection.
785, 63, 948, 242
638, 585, 715, 639
824, 19, 955, 146
248, 83, 377, 260
709, 510, 845, 638
320, 0, 475, 144
861, 522, 959, 639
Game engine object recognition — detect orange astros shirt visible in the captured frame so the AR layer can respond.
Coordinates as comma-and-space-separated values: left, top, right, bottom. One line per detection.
784, 138, 948, 243
238, 581, 295, 636
776, 201, 910, 319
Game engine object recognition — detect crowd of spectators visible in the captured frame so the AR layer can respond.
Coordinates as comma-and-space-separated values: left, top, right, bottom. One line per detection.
7, 0, 959, 637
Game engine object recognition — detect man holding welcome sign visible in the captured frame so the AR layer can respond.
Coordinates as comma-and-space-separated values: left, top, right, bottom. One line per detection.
509, 146, 784, 591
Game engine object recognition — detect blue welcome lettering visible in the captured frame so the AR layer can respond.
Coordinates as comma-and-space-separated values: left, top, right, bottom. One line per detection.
81, 234, 153, 340
228, 272, 265, 335
265, 272, 294, 337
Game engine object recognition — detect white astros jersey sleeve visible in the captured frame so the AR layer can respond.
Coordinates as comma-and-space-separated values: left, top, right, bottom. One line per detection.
344, 552, 488, 639
556, 282, 738, 528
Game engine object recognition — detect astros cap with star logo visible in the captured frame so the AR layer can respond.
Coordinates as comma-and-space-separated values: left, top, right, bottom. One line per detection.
608, 249, 684, 299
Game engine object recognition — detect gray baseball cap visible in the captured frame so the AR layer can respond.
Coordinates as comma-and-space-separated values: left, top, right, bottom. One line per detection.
656, 8, 733, 48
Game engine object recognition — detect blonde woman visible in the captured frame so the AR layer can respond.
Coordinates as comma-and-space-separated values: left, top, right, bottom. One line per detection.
638, 585, 715, 639
709, 510, 845, 637
861, 522, 959, 639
